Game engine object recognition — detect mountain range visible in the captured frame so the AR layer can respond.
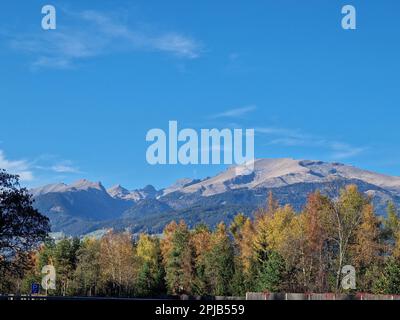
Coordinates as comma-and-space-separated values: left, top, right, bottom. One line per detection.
30, 158, 400, 236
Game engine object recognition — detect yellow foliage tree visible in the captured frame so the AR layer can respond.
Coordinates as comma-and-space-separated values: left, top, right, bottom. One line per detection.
99, 231, 136, 296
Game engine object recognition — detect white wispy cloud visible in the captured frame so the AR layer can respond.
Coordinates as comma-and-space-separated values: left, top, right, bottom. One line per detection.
256, 126, 366, 160
329, 142, 366, 160
211, 105, 257, 119
0, 150, 81, 182
8, 9, 202, 69
0, 150, 34, 181
50, 161, 81, 174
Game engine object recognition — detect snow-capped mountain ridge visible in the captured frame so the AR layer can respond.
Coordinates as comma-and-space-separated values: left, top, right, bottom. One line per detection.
29, 158, 400, 236
176, 158, 400, 196
31, 179, 106, 197
107, 185, 140, 201
31, 158, 400, 198
107, 184, 159, 202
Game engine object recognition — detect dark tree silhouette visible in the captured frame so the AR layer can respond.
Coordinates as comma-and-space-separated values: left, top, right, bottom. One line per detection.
0, 169, 50, 276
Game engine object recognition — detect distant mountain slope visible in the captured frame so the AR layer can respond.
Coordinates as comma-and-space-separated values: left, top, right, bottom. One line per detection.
32, 179, 132, 221
30, 159, 400, 236
175, 159, 400, 196
107, 184, 159, 202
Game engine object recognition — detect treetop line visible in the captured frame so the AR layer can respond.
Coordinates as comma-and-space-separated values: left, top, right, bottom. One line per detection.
40, 4, 358, 31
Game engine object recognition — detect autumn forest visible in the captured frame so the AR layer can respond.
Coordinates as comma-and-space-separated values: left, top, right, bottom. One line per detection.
2, 179, 400, 297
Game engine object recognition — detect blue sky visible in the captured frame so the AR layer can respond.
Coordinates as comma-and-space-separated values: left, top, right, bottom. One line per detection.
1, 0, 400, 190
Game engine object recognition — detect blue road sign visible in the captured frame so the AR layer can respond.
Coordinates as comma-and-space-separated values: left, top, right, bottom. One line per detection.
31, 283, 40, 295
